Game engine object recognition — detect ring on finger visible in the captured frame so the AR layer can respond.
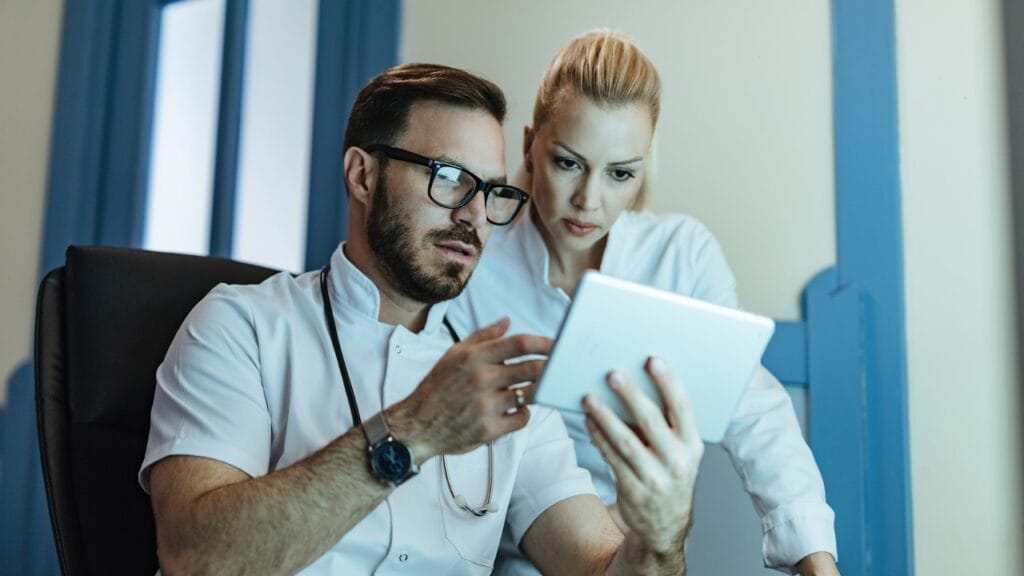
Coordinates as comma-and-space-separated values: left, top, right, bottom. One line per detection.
512, 387, 526, 409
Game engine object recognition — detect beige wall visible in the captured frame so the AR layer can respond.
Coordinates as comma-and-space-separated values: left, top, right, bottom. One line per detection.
0, 0, 63, 406
897, 0, 1023, 573
401, 0, 837, 321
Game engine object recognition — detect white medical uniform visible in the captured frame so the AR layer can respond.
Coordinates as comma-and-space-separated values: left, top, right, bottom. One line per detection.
447, 210, 837, 573
139, 244, 596, 575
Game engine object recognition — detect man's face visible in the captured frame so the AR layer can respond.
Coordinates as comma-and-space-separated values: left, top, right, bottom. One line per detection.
366, 102, 507, 304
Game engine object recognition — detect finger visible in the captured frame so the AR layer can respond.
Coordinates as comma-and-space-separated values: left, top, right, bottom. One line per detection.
519, 380, 540, 404
585, 415, 642, 493
480, 333, 554, 364
484, 359, 546, 390
646, 357, 700, 444
461, 317, 511, 345
491, 405, 531, 438
582, 393, 660, 478
607, 371, 678, 461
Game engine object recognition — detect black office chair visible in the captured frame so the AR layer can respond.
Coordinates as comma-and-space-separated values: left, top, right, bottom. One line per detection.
34, 245, 280, 575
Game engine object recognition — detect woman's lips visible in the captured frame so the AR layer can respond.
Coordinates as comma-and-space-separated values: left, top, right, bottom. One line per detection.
562, 218, 599, 237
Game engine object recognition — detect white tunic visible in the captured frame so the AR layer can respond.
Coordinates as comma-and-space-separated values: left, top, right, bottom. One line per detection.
448, 210, 837, 572
140, 244, 595, 575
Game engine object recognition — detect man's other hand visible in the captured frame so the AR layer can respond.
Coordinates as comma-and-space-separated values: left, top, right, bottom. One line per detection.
583, 356, 705, 556
389, 317, 552, 461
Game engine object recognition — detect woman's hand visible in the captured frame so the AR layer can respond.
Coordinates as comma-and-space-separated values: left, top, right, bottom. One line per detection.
583, 356, 705, 556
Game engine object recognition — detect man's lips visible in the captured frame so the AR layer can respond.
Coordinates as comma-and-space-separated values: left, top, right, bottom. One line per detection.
435, 241, 477, 260
562, 218, 599, 236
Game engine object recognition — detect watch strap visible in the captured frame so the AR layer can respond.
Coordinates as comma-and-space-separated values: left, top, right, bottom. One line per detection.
363, 411, 391, 446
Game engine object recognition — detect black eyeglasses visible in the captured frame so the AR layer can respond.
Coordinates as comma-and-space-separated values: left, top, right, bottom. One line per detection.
364, 144, 529, 226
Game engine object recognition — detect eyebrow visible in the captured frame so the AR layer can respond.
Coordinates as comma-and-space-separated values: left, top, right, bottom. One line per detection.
436, 154, 507, 184
553, 141, 643, 168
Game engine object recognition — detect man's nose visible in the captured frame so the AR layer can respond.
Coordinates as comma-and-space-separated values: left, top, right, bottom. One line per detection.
451, 188, 488, 230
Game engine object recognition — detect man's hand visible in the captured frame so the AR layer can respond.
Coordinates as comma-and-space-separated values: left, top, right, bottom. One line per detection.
389, 317, 552, 461
795, 551, 840, 576
584, 357, 704, 559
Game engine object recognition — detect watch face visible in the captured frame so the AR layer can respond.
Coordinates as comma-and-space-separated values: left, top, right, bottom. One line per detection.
370, 440, 412, 483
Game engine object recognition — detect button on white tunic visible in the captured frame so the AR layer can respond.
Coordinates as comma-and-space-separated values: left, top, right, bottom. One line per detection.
140, 245, 595, 575
448, 211, 837, 572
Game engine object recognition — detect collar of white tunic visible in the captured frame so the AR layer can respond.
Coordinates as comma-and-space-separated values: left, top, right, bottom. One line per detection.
514, 209, 631, 290
326, 242, 453, 337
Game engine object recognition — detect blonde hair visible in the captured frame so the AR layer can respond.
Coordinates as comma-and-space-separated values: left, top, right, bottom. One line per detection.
531, 29, 661, 208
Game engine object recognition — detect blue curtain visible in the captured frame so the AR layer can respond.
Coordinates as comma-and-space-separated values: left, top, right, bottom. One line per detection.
304, 0, 401, 270
0, 1, 159, 573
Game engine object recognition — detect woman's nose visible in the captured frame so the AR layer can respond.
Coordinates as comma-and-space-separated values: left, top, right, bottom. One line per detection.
571, 177, 601, 211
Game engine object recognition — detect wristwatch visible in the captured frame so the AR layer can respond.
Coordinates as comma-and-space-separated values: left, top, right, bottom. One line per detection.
363, 412, 419, 486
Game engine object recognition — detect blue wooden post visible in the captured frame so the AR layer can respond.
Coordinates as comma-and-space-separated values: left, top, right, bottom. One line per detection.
832, 0, 913, 573
805, 268, 868, 575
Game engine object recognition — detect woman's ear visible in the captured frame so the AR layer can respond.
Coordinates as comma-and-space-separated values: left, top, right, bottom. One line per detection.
522, 125, 535, 173
343, 147, 377, 206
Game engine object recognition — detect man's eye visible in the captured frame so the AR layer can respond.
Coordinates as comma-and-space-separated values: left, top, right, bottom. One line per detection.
609, 169, 635, 182
555, 157, 580, 171
435, 166, 462, 183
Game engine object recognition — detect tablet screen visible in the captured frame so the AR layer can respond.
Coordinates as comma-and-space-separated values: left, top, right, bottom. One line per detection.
535, 271, 774, 443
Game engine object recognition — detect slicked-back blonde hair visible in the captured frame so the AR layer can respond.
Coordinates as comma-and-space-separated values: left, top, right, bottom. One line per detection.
531, 30, 661, 208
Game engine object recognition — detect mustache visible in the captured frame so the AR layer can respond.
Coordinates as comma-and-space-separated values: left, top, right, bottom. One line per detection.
426, 224, 483, 252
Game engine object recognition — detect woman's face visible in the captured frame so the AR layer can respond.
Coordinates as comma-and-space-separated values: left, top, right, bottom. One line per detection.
526, 91, 654, 256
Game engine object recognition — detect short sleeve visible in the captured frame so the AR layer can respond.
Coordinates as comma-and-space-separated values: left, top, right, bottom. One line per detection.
138, 285, 272, 492
504, 407, 596, 546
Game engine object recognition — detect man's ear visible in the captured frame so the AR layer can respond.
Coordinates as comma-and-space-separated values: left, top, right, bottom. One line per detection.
343, 146, 377, 206
522, 125, 535, 173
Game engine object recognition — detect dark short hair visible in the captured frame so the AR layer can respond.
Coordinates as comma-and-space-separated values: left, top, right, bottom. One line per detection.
343, 63, 507, 152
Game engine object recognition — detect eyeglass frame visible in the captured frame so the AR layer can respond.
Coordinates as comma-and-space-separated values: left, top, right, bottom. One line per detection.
363, 144, 529, 226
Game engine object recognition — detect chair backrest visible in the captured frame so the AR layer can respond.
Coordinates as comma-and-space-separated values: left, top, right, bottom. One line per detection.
35, 245, 280, 575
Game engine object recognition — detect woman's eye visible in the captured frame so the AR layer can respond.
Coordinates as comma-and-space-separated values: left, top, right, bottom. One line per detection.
609, 169, 635, 182
554, 157, 580, 171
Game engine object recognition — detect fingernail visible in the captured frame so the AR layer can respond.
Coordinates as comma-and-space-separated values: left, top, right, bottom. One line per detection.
583, 394, 603, 411
650, 357, 667, 374
609, 371, 625, 389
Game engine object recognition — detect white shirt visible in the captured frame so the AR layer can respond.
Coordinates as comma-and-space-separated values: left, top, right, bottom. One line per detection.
448, 210, 838, 573
139, 244, 595, 575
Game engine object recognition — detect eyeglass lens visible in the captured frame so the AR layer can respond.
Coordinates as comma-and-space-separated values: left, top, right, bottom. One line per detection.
431, 165, 521, 224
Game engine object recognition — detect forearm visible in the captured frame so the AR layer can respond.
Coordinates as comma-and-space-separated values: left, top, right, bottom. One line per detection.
603, 530, 686, 576
795, 551, 840, 576
158, 426, 392, 575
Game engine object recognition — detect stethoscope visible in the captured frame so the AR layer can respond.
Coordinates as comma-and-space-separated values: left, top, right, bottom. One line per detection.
319, 266, 498, 517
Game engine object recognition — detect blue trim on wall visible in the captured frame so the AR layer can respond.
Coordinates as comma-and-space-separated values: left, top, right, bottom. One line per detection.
208, 0, 250, 258
832, 0, 913, 574
304, 0, 401, 271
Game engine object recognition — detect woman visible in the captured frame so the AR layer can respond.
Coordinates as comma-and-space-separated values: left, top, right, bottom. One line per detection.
447, 30, 840, 575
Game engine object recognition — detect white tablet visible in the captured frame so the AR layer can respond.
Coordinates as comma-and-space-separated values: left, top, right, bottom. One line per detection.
535, 271, 775, 443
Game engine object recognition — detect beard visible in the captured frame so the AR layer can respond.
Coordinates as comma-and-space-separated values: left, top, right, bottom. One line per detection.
366, 174, 483, 304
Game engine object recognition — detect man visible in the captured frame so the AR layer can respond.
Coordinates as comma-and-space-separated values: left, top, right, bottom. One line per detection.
140, 63, 703, 575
